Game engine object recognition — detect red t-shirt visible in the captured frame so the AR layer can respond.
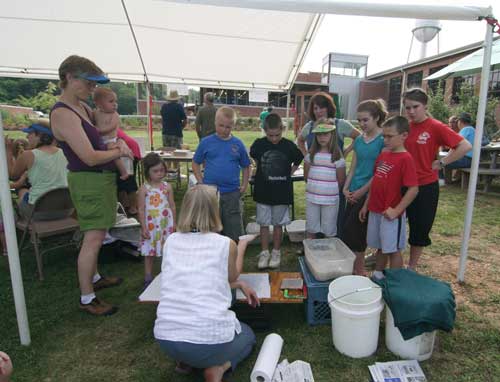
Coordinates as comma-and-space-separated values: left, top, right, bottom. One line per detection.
405, 118, 463, 185
368, 151, 418, 215
117, 128, 142, 159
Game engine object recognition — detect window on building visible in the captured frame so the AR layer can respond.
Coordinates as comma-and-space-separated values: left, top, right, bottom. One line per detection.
406, 71, 423, 89
489, 69, 500, 99
388, 76, 402, 111
451, 75, 476, 103
427, 65, 447, 95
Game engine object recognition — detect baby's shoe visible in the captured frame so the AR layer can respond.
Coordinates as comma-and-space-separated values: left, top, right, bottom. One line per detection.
257, 250, 270, 270
268, 249, 281, 269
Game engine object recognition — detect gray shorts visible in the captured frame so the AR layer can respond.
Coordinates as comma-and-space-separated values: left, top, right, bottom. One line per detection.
220, 190, 243, 241
162, 134, 183, 148
367, 211, 406, 254
306, 201, 338, 237
256, 203, 290, 227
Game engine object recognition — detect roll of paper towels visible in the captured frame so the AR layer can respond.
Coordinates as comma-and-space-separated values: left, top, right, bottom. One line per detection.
250, 333, 284, 382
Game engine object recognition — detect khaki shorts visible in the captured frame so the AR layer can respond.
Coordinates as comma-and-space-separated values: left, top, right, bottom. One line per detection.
68, 171, 117, 232
256, 203, 290, 227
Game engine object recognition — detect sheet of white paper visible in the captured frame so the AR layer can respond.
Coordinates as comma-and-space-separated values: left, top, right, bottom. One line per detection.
138, 274, 161, 302
372, 360, 426, 382
272, 359, 289, 382
236, 273, 271, 299
282, 360, 314, 382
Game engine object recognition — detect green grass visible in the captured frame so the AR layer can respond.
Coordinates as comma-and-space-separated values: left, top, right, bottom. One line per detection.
1, 130, 500, 381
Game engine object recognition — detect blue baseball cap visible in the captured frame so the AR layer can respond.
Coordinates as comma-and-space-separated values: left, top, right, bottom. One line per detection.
22, 124, 53, 137
79, 73, 110, 84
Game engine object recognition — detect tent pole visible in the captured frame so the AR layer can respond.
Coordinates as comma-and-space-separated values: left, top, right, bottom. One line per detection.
146, 82, 153, 150
0, 114, 31, 345
458, 22, 494, 283
286, 91, 291, 135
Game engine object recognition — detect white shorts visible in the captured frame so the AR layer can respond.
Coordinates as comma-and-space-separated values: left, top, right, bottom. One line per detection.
306, 201, 338, 237
256, 203, 290, 227
367, 211, 406, 254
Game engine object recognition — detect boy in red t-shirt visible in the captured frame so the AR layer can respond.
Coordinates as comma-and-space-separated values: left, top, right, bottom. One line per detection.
360, 116, 419, 280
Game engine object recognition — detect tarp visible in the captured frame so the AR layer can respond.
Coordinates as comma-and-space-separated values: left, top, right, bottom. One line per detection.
425, 38, 500, 80
0, 0, 322, 90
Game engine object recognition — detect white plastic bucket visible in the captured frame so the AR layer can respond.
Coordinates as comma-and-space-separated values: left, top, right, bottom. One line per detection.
328, 276, 383, 358
385, 307, 436, 361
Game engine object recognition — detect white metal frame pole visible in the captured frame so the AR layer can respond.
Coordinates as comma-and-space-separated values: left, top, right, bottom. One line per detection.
458, 22, 494, 282
0, 114, 31, 345
285, 91, 291, 134
146, 82, 153, 150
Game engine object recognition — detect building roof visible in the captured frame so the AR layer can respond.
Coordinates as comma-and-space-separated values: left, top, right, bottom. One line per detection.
366, 37, 500, 80
295, 71, 325, 85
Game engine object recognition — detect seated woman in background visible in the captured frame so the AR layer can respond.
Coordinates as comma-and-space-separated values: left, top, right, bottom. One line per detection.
154, 185, 258, 382
5, 123, 68, 220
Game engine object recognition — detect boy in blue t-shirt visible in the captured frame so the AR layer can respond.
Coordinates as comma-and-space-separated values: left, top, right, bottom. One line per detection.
192, 107, 250, 241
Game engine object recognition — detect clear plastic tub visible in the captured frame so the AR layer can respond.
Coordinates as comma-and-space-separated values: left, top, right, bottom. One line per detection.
246, 222, 275, 245
303, 238, 355, 281
286, 220, 306, 243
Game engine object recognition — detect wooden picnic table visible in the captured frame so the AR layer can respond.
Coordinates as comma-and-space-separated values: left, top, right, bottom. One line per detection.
141, 150, 194, 187
461, 142, 500, 192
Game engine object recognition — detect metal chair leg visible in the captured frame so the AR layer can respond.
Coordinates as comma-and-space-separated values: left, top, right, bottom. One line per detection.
31, 230, 44, 281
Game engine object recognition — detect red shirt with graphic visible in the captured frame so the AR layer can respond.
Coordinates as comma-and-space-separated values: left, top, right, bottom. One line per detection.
368, 151, 418, 215
405, 118, 463, 185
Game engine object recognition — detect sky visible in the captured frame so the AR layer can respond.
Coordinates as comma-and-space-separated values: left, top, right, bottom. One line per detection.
302, 0, 499, 76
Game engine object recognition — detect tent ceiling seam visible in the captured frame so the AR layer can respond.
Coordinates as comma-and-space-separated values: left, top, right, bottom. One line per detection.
0, 16, 300, 45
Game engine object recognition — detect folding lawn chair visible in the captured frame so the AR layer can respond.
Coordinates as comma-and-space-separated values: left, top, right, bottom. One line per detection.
16, 187, 80, 280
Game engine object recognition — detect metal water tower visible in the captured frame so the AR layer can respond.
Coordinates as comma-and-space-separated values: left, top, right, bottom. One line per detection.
408, 19, 441, 62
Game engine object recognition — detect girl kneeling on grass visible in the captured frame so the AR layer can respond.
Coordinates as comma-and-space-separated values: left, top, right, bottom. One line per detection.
138, 153, 175, 289
304, 119, 346, 238
154, 185, 258, 382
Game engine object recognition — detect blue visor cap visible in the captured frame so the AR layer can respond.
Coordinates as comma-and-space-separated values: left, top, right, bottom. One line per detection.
80, 73, 110, 84
22, 124, 53, 137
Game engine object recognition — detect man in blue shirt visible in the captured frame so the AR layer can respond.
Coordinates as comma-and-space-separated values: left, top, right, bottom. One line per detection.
445, 112, 474, 169
161, 90, 187, 148
192, 107, 250, 241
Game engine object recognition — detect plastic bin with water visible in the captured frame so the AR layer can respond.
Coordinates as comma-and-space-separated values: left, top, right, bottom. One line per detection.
303, 238, 355, 281
286, 220, 306, 243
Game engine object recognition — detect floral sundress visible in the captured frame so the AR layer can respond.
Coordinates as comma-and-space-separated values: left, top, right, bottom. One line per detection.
141, 181, 174, 257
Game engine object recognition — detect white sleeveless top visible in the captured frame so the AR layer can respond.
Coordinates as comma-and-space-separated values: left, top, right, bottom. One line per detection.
153, 232, 241, 344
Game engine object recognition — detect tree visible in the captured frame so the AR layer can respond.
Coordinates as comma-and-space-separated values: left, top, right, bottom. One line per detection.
452, 83, 499, 138
427, 85, 449, 124
14, 82, 59, 113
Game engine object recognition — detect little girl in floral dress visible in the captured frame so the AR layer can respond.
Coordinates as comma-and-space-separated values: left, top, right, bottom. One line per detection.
138, 153, 176, 288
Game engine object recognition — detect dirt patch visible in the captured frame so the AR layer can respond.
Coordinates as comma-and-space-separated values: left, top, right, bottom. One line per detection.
421, 232, 500, 329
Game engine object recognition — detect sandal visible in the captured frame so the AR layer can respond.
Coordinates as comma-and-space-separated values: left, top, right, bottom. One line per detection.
174, 361, 193, 375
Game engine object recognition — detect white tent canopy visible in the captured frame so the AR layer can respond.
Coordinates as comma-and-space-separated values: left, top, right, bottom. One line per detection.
0, 0, 496, 347
0, 0, 322, 90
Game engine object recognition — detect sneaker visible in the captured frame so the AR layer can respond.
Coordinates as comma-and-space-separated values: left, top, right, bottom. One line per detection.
438, 179, 446, 187
268, 249, 281, 269
93, 276, 123, 291
114, 214, 140, 228
257, 250, 270, 270
79, 297, 118, 316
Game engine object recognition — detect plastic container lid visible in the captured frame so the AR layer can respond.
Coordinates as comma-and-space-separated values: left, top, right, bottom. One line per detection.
304, 238, 355, 281
286, 219, 306, 233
